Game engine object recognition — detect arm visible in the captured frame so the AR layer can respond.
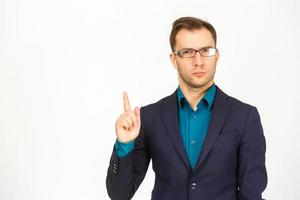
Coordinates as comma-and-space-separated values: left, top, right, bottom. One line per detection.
106, 107, 150, 200
237, 107, 268, 200
106, 92, 150, 200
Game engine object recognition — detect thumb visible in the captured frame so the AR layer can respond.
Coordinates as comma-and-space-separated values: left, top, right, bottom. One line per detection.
134, 107, 141, 117
134, 107, 140, 118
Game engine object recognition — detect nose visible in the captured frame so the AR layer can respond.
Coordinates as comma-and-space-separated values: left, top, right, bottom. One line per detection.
194, 51, 204, 67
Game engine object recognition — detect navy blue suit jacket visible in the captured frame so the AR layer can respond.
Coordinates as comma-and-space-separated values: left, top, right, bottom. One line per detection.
106, 86, 267, 200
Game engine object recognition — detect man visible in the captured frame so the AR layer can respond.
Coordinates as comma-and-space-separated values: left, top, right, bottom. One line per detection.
106, 16, 267, 200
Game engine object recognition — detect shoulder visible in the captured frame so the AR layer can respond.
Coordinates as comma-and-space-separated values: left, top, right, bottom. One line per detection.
217, 86, 256, 111
140, 91, 175, 114
216, 86, 261, 123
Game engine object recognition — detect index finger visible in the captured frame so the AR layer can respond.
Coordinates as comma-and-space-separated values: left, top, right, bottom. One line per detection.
123, 91, 131, 112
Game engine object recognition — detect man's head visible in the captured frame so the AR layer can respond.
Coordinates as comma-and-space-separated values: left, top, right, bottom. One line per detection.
170, 17, 217, 52
169, 17, 219, 90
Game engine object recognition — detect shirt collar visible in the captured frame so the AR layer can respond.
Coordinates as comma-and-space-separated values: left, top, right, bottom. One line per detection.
176, 83, 216, 111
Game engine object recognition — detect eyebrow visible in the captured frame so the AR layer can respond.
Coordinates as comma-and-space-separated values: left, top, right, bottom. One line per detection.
180, 46, 214, 50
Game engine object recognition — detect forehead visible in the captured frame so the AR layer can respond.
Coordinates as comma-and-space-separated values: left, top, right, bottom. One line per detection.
175, 28, 215, 50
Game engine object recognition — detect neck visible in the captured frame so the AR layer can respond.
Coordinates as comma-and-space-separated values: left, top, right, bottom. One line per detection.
179, 81, 214, 111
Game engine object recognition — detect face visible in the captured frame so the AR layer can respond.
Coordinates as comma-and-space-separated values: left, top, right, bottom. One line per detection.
170, 28, 219, 90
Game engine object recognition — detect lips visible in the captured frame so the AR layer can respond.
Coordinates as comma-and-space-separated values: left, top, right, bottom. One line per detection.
192, 72, 206, 77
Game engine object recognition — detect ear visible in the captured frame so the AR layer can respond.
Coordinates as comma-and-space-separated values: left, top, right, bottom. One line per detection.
215, 50, 220, 64
170, 53, 178, 69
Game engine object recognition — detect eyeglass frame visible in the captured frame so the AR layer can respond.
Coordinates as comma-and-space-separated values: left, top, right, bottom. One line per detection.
173, 47, 218, 58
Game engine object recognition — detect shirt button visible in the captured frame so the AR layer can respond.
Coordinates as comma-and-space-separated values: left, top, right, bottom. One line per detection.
191, 182, 197, 189
190, 140, 196, 144
193, 115, 197, 119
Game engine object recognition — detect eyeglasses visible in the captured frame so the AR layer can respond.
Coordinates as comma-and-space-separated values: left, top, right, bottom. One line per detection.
174, 47, 218, 58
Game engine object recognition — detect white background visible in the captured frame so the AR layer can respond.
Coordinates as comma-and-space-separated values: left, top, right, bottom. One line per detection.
1, 0, 299, 199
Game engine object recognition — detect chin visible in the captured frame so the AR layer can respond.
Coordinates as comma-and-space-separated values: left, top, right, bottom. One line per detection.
190, 81, 212, 89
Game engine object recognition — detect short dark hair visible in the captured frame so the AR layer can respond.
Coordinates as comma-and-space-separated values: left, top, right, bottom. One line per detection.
169, 16, 217, 51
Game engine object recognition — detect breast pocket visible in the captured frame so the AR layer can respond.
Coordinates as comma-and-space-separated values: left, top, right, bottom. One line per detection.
216, 128, 239, 141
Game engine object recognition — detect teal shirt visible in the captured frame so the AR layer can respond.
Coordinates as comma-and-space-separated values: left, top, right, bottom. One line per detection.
115, 84, 216, 168
115, 139, 134, 158
177, 84, 216, 169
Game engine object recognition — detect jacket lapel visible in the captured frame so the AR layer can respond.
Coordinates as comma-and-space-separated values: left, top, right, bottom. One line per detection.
195, 86, 232, 171
162, 91, 190, 169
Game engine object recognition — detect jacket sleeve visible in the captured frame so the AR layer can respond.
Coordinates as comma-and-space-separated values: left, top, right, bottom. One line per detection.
106, 107, 151, 200
237, 107, 268, 200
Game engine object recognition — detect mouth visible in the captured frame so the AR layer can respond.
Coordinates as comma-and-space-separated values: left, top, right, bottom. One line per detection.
192, 72, 206, 77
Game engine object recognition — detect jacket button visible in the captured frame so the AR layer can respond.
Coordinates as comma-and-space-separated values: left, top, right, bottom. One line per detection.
112, 163, 118, 174
191, 182, 197, 189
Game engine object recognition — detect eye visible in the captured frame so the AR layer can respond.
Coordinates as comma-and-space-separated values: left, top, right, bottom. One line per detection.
201, 47, 210, 53
200, 47, 217, 56
180, 49, 195, 55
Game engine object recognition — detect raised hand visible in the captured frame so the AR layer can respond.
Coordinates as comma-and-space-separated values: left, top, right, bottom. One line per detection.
115, 92, 141, 143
